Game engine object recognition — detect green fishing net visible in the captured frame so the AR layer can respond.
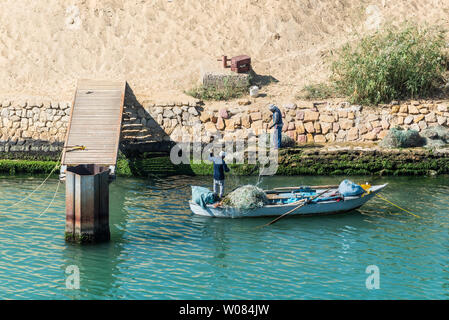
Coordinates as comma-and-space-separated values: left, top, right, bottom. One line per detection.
380, 126, 425, 148
421, 125, 449, 148
221, 185, 269, 210
259, 132, 296, 148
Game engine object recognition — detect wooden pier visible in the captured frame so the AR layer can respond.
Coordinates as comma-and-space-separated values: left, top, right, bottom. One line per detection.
62, 79, 126, 243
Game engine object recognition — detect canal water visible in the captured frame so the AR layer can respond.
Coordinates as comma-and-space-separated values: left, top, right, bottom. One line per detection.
0, 174, 448, 299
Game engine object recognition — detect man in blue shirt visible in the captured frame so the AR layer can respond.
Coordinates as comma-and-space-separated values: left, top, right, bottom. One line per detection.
268, 104, 283, 149
208, 151, 230, 198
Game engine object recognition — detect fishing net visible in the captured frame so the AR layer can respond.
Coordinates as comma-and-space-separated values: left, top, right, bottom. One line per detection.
259, 132, 296, 148
421, 125, 449, 148
281, 133, 296, 148
380, 126, 425, 148
221, 185, 269, 210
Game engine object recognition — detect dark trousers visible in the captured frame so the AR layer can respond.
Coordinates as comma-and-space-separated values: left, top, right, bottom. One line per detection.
273, 126, 282, 149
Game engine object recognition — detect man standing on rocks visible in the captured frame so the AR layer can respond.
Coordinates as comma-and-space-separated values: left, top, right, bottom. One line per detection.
268, 104, 283, 149
208, 151, 230, 199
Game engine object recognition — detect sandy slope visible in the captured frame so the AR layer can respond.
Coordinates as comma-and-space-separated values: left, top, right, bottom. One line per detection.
0, 0, 448, 101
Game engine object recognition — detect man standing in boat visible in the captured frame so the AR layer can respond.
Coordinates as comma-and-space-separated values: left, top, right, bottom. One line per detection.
268, 104, 283, 149
208, 151, 230, 199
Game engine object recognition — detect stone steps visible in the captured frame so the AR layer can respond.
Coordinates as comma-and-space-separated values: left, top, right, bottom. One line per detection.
122, 134, 155, 140
122, 123, 143, 127
121, 129, 144, 134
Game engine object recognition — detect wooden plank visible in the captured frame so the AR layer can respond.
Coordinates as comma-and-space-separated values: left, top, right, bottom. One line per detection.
67, 131, 120, 135
68, 124, 120, 128
77, 79, 124, 89
75, 96, 122, 100
67, 161, 118, 165
64, 144, 119, 148
65, 154, 118, 158
64, 143, 119, 147
64, 156, 119, 161
62, 79, 126, 166
75, 93, 122, 97
70, 116, 122, 119
65, 156, 118, 159
67, 142, 122, 146
64, 151, 118, 154
64, 153, 119, 157
70, 119, 121, 122
72, 111, 122, 114
271, 185, 339, 191
65, 152, 118, 155
68, 122, 122, 126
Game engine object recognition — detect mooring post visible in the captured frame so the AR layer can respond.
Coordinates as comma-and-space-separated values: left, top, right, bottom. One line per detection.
65, 165, 111, 244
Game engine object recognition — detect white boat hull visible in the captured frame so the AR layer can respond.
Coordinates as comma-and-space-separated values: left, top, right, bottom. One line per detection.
189, 184, 387, 218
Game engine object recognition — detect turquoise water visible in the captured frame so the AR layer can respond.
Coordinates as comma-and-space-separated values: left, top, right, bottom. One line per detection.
0, 174, 448, 299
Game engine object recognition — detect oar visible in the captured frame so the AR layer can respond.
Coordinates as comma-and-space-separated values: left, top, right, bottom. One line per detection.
259, 188, 330, 228
272, 185, 338, 191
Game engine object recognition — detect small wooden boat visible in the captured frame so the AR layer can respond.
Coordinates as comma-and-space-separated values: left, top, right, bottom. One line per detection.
189, 184, 388, 218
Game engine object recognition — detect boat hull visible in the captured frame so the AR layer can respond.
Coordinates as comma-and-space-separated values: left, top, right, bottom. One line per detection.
189, 184, 387, 218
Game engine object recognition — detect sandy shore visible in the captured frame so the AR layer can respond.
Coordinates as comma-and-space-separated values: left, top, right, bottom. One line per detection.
0, 0, 448, 101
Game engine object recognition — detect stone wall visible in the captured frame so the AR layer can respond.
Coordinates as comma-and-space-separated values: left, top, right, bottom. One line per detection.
0, 99, 70, 153
1, 97, 449, 157
192, 100, 449, 145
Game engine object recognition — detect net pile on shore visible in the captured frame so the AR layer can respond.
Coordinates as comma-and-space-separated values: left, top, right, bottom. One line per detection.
222, 185, 269, 210
380, 127, 425, 148
421, 125, 449, 148
259, 132, 296, 148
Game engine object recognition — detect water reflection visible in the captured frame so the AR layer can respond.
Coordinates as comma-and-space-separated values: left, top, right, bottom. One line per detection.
0, 174, 448, 299
61, 184, 130, 299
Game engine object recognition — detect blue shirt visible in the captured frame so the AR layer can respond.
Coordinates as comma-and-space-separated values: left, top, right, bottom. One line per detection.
208, 156, 230, 180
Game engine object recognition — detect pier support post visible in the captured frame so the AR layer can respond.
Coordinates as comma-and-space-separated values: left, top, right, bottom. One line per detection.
65, 165, 111, 244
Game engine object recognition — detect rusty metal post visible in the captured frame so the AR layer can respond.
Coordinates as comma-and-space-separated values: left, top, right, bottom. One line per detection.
217, 55, 230, 68
222, 55, 228, 68
65, 170, 76, 240
65, 165, 110, 243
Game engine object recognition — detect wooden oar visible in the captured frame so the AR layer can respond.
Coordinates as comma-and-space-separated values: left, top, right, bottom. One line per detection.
259, 188, 330, 228
272, 185, 339, 191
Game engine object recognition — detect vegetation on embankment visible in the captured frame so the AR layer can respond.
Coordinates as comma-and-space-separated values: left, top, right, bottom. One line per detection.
185, 84, 248, 101
0, 160, 58, 175
0, 152, 60, 162
300, 24, 449, 104
296, 83, 338, 100
116, 148, 449, 177
274, 148, 449, 176
0, 159, 137, 176
1, 147, 448, 177
116, 154, 194, 177
189, 149, 449, 176
185, 71, 252, 101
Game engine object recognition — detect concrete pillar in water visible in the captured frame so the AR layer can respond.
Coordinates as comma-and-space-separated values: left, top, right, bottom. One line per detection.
65, 165, 111, 243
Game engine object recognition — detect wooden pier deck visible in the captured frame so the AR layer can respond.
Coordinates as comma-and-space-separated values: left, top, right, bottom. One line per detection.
62, 79, 126, 167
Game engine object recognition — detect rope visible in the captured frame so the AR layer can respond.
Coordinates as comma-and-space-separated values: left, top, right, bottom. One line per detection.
0, 162, 60, 212
376, 194, 421, 219
0, 142, 89, 217
0, 144, 75, 213
64, 145, 86, 152
38, 179, 61, 217
32, 145, 86, 215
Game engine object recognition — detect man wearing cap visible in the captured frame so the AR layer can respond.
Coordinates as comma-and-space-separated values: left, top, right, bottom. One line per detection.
268, 104, 283, 149
208, 151, 230, 198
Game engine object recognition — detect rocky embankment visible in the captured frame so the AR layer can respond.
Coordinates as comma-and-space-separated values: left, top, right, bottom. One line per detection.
0, 96, 448, 176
